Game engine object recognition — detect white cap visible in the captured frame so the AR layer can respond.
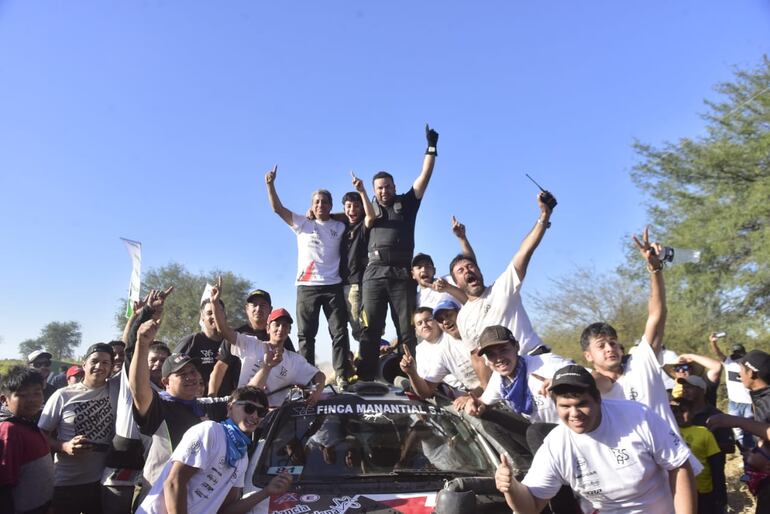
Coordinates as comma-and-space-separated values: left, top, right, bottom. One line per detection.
28, 349, 52, 363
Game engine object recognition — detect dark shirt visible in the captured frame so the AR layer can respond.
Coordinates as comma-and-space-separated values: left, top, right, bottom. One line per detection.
340, 219, 368, 285
174, 332, 223, 391
751, 386, 770, 423
704, 376, 720, 407
364, 187, 421, 281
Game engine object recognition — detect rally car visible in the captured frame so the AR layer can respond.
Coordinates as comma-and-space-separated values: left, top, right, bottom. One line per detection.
242, 382, 511, 513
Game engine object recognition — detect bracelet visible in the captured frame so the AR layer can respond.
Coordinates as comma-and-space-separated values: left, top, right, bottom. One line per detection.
537, 219, 551, 229
647, 262, 664, 273
425, 146, 437, 156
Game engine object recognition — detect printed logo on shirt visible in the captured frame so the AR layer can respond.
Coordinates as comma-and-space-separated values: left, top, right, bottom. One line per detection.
73, 396, 115, 442
610, 447, 630, 465
200, 349, 216, 365
627, 386, 639, 401
187, 440, 202, 456
669, 430, 681, 448
279, 366, 288, 378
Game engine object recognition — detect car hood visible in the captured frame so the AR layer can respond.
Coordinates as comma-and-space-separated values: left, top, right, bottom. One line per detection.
247, 491, 436, 513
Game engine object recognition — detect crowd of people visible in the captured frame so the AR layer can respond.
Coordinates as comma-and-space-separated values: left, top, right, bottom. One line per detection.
1, 125, 769, 513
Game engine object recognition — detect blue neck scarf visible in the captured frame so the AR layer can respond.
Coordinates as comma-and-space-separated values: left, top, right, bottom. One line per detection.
221, 418, 251, 468
500, 358, 533, 415
159, 391, 205, 418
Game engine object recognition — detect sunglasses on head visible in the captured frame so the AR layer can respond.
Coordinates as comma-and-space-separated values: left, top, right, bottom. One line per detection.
674, 364, 690, 372
32, 360, 51, 368
236, 401, 268, 417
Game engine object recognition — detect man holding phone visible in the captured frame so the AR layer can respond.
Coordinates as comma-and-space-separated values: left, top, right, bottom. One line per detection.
38, 342, 119, 514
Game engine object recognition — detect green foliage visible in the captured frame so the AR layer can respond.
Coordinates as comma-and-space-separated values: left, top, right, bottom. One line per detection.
18, 322, 82, 360
114, 262, 253, 348
530, 265, 647, 363
630, 57, 770, 352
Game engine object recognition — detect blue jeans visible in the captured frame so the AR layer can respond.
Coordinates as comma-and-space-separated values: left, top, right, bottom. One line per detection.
728, 400, 755, 451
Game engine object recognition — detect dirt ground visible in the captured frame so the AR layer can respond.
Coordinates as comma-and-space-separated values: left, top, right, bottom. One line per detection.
725, 451, 757, 513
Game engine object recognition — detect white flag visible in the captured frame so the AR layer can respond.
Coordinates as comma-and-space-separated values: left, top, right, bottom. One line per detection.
121, 238, 142, 318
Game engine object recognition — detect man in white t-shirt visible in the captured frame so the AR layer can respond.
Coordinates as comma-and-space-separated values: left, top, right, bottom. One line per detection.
136, 386, 291, 514
411, 306, 464, 391
495, 365, 696, 514
463, 325, 573, 425
452, 191, 556, 355
210, 281, 326, 408
265, 165, 351, 385
709, 335, 755, 450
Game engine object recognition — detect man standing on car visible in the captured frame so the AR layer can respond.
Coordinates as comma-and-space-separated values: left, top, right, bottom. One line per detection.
357, 124, 438, 381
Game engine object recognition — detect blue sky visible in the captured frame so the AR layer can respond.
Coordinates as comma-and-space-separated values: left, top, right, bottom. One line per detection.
1, 1, 768, 363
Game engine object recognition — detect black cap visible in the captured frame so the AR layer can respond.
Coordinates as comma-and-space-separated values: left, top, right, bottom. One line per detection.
246, 289, 272, 305
162, 353, 200, 379
411, 253, 434, 268
85, 343, 114, 359
740, 350, 770, 382
550, 365, 596, 391
477, 325, 517, 356
730, 343, 746, 359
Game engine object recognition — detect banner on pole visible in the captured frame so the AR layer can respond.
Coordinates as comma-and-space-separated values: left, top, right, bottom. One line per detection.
121, 238, 142, 319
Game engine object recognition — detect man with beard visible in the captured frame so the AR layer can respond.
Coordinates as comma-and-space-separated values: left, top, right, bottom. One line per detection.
175, 297, 228, 393
208, 288, 296, 396
451, 191, 556, 356
357, 124, 438, 381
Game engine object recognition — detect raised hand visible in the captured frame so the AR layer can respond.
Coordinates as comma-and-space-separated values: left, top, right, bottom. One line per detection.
451, 215, 466, 239
264, 346, 284, 369
425, 124, 439, 147
351, 170, 365, 193
138, 319, 161, 345
399, 345, 416, 374
632, 226, 663, 272
265, 165, 277, 185
210, 276, 222, 303
537, 191, 557, 212
431, 277, 448, 292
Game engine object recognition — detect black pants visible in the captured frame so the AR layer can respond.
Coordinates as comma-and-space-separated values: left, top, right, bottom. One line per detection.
358, 276, 416, 381
53, 482, 102, 514
296, 284, 350, 380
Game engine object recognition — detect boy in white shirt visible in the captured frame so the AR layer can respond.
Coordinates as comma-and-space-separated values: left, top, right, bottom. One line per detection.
136, 386, 291, 514
495, 365, 696, 514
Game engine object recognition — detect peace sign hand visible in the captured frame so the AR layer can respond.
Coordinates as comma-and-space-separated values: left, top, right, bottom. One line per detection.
632, 226, 663, 272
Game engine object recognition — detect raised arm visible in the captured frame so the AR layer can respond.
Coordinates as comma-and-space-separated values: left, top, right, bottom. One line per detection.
210, 276, 237, 346
495, 454, 549, 514
412, 124, 438, 200
352, 171, 376, 227
399, 345, 438, 399
247, 347, 283, 391
633, 227, 667, 354
265, 165, 294, 226
708, 332, 727, 362
677, 352, 723, 384
512, 192, 556, 280
129, 318, 161, 418
452, 216, 476, 261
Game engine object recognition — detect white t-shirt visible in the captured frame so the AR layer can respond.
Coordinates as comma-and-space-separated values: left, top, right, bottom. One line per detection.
421, 333, 480, 391
724, 357, 752, 404
136, 421, 247, 514
658, 347, 679, 390
480, 353, 573, 424
291, 213, 345, 286
456, 259, 543, 355
522, 399, 691, 514
231, 334, 320, 407
415, 339, 463, 390
38, 380, 119, 486
416, 274, 456, 309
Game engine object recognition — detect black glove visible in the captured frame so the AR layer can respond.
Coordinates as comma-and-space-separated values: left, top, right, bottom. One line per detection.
425, 124, 439, 155
539, 191, 557, 210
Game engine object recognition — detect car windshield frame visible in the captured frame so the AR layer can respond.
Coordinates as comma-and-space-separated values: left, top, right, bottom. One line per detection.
252, 394, 497, 489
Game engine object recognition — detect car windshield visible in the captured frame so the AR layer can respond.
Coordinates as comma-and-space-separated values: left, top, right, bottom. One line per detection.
254, 396, 496, 483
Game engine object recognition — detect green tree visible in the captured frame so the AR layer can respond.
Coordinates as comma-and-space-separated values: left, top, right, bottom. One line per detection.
37, 321, 82, 360
630, 57, 770, 350
115, 262, 253, 348
18, 338, 43, 360
529, 265, 647, 362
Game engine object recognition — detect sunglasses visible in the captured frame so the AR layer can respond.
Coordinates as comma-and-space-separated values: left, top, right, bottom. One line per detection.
674, 364, 690, 372
236, 401, 268, 417
32, 360, 51, 368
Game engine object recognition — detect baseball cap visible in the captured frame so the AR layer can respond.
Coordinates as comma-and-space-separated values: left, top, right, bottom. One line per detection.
161, 353, 200, 379
740, 350, 770, 382
676, 375, 707, 392
550, 365, 596, 391
66, 365, 84, 379
433, 299, 461, 320
477, 325, 517, 356
730, 343, 747, 359
411, 253, 434, 268
85, 343, 115, 359
27, 349, 52, 363
267, 308, 293, 324
246, 289, 272, 305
